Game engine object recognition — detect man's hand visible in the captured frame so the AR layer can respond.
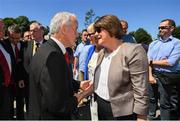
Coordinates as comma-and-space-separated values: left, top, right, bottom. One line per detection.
80, 80, 92, 91
137, 114, 147, 121
74, 92, 84, 103
149, 76, 157, 84
73, 68, 76, 76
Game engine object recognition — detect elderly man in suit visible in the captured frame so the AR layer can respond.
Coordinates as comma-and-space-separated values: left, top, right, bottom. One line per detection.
24, 22, 46, 74
23, 22, 47, 112
27, 11, 82, 120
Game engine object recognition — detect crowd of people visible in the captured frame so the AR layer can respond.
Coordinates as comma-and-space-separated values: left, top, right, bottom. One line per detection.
0, 11, 180, 120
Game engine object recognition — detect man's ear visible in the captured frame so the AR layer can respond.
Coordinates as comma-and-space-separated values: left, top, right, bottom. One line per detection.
61, 24, 67, 35
170, 26, 175, 33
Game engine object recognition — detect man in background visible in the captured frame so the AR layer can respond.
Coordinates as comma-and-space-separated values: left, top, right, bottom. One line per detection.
23, 31, 32, 42
73, 29, 90, 81
148, 19, 180, 120
120, 20, 136, 43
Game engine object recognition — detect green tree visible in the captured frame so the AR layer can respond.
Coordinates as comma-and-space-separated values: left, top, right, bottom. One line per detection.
133, 28, 153, 44
129, 31, 135, 37
15, 16, 30, 34
3, 17, 16, 29
172, 26, 180, 39
43, 26, 49, 35
84, 9, 99, 28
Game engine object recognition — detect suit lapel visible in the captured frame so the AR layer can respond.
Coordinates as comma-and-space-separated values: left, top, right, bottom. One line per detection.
29, 41, 33, 59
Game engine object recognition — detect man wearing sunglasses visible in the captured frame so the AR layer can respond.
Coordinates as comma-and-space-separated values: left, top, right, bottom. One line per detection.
147, 19, 180, 120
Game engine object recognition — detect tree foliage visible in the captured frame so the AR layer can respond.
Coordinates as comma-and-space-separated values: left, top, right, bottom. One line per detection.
3, 17, 16, 30
15, 16, 30, 33
133, 28, 153, 44
129, 31, 135, 37
2, 16, 49, 36
84, 9, 99, 28
172, 26, 180, 39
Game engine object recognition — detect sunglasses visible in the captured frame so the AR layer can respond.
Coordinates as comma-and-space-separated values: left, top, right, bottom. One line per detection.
95, 27, 102, 33
87, 33, 95, 37
158, 26, 171, 30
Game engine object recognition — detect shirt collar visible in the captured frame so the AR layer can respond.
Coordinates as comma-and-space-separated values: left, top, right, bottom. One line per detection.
34, 40, 43, 44
50, 36, 66, 54
159, 35, 173, 42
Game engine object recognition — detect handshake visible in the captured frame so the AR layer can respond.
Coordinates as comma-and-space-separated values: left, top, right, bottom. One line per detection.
74, 80, 93, 103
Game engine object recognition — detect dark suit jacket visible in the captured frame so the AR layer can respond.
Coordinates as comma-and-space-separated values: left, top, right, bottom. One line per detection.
27, 39, 79, 120
1, 39, 26, 83
23, 40, 47, 74
23, 40, 47, 88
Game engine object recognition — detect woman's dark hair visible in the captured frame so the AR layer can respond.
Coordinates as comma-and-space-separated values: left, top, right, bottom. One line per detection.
94, 15, 123, 39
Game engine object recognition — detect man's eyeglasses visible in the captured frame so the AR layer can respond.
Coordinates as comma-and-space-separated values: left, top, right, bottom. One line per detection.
29, 29, 38, 33
24, 35, 31, 38
158, 26, 171, 30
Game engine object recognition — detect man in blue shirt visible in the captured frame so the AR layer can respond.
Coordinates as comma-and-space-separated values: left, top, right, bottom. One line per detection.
73, 29, 90, 81
148, 19, 180, 120
120, 20, 136, 43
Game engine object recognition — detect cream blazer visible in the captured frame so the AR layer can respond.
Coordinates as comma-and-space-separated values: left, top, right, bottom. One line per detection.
94, 43, 149, 117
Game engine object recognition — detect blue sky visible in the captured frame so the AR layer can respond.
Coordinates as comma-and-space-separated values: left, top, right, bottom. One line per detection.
0, 0, 180, 39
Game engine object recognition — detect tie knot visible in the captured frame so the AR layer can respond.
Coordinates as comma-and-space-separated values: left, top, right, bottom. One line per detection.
36, 42, 40, 48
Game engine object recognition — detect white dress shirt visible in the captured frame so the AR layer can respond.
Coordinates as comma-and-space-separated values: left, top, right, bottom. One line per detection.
95, 46, 121, 100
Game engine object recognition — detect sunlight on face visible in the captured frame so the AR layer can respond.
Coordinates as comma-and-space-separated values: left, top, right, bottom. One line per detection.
159, 21, 173, 38
66, 17, 78, 47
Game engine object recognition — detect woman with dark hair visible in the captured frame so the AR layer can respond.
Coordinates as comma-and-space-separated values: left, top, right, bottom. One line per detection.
81, 15, 149, 120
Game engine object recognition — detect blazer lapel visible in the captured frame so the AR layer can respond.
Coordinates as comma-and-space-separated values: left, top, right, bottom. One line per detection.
96, 49, 105, 68
94, 48, 105, 90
